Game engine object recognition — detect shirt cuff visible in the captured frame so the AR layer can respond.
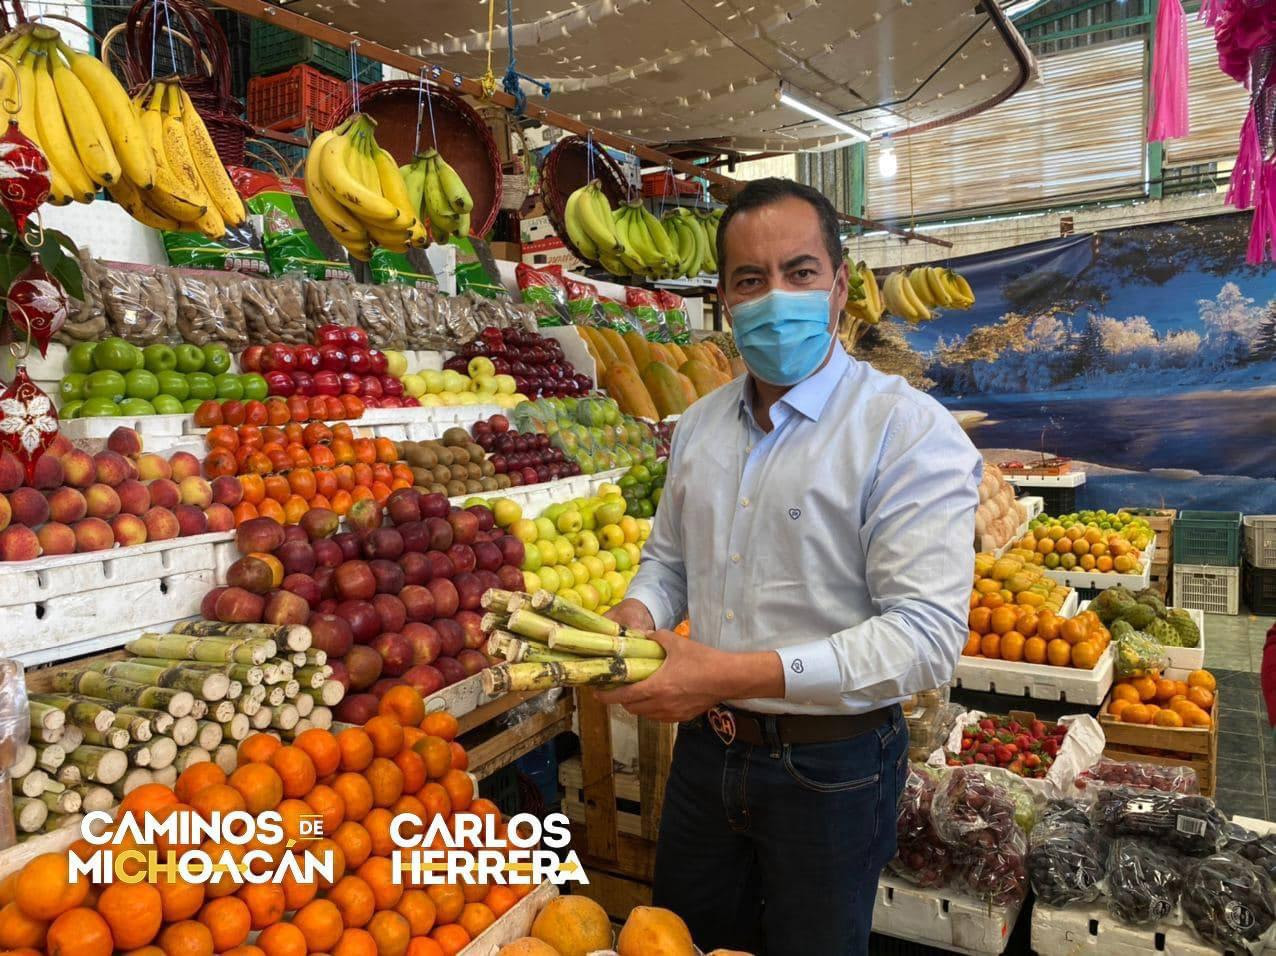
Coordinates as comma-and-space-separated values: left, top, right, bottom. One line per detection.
623, 580, 677, 632
776, 639, 844, 705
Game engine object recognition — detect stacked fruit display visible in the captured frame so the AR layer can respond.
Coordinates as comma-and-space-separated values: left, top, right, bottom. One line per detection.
59, 339, 257, 419
192, 394, 363, 429
0, 427, 237, 561
617, 461, 666, 518
963, 603, 1109, 670
246, 324, 418, 410
447, 326, 591, 400
399, 429, 513, 495
1012, 511, 1154, 574
201, 421, 412, 525
1104, 668, 1216, 727
581, 325, 732, 419
971, 552, 1073, 615
975, 464, 1024, 552
945, 714, 1069, 778
465, 416, 580, 486
511, 396, 668, 475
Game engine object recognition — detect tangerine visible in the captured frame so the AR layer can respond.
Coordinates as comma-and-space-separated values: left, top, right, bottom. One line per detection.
979, 633, 1000, 659
1023, 637, 1047, 665
1000, 632, 1025, 662
1121, 704, 1152, 724
1046, 639, 1071, 667
1188, 670, 1216, 692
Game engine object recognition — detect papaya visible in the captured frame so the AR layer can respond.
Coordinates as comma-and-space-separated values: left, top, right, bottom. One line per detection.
617, 906, 696, 956
665, 343, 688, 366
530, 896, 612, 956
622, 331, 651, 371
679, 359, 726, 397
699, 341, 732, 376
641, 361, 691, 418
603, 364, 659, 419
674, 370, 699, 408
579, 328, 610, 375
598, 327, 636, 367
647, 342, 675, 368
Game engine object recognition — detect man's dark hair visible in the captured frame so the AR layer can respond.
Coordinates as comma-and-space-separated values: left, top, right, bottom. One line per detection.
715, 177, 843, 278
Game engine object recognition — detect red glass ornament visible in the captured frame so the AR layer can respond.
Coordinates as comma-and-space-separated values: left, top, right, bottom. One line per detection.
7, 260, 67, 357
0, 366, 58, 484
0, 121, 50, 233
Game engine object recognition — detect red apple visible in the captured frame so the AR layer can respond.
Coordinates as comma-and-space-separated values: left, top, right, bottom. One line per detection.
447, 510, 479, 545
372, 632, 412, 677
319, 343, 348, 373
283, 572, 322, 607
363, 528, 404, 561
316, 323, 346, 345
497, 565, 525, 591
456, 649, 489, 677
277, 539, 317, 576
261, 343, 296, 373
387, 489, 421, 526
293, 344, 321, 372
201, 586, 227, 621
313, 538, 343, 568
403, 622, 443, 664
455, 610, 485, 650
447, 544, 476, 575
265, 371, 295, 397
343, 645, 383, 690
337, 693, 379, 724
427, 578, 459, 618
313, 370, 341, 396
240, 345, 265, 372
402, 664, 444, 697
400, 584, 436, 622
308, 613, 354, 657
264, 589, 310, 626
472, 540, 502, 573
425, 517, 453, 552
336, 599, 381, 644
334, 560, 376, 600
424, 551, 454, 581
372, 593, 407, 633
333, 532, 361, 562
452, 572, 484, 612
397, 521, 430, 555
433, 619, 464, 658
369, 558, 405, 595
434, 655, 468, 686
419, 493, 449, 520
398, 551, 432, 586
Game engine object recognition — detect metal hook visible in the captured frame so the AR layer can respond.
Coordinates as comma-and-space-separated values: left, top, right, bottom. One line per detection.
0, 57, 20, 116
21, 208, 43, 251
4, 294, 32, 361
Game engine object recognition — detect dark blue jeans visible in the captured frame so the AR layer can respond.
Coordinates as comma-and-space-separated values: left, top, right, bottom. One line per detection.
652, 707, 908, 956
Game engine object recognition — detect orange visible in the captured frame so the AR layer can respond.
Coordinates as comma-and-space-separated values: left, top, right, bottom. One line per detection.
368, 911, 411, 956
380, 686, 426, 726
963, 631, 981, 656
1060, 618, 1087, 645
367, 757, 405, 808
155, 881, 205, 924
1185, 706, 1212, 728
333, 820, 373, 869
356, 857, 403, 911
365, 716, 405, 759
1046, 639, 1071, 668
1131, 676, 1157, 703
1175, 680, 1190, 699
439, 770, 473, 814
258, 923, 307, 956
270, 746, 317, 800
1070, 641, 1099, 670
1108, 699, 1133, 719
236, 884, 285, 931
425, 885, 464, 925
280, 861, 319, 912
334, 772, 375, 823
417, 783, 451, 822
1154, 679, 1178, 702
229, 763, 283, 814
393, 749, 427, 794
339, 729, 376, 772
238, 733, 282, 766
174, 763, 227, 804
1121, 704, 1152, 724
449, 743, 468, 771
293, 900, 344, 953
1000, 632, 1025, 662
364, 808, 396, 858
980, 593, 1005, 610
157, 920, 213, 956
1113, 683, 1140, 703
190, 783, 246, 822
335, 929, 379, 956
119, 783, 180, 817
396, 891, 437, 937
329, 877, 375, 929
1188, 670, 1216, 692
1187, 687, 1214, 711
967, 607, 992, 634
458, 904, 496, 940
483, 886, 517, 919
305, 784, 346, 835
1153, 710, 1185, 728
416, 737, 453, 781
47, 909, 113, 956
989, 606, 1017, 636
1037, 611, 1061, 642
979, 633, 1001, 659
428, 925, 470, 956
198, 897, 251, 953
15, 853, 89, 921
1015, 610, 1039, 638
1023, 637, 1047, 665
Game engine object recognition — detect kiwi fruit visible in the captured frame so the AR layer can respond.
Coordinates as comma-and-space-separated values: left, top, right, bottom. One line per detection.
479, 477, 498, 491
446, 480, 467, 497
432, 464, 451, 484
435, 446, 454, 467
466, 462, 482, 480
466, 443, 484, 464
443, 427, 470, 447
411, 466, 433, 486
429, 484, 448, 496
480, 461, 495, 478
464, 479, 482, 493
495, 475, 511, 489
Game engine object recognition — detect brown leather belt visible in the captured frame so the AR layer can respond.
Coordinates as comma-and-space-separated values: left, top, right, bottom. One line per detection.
700, 704, 896, 747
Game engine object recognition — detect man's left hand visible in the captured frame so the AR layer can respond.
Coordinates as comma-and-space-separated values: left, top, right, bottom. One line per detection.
595, 630, 726, 722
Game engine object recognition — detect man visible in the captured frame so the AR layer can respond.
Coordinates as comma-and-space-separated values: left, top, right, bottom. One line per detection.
600, 178, 982, 955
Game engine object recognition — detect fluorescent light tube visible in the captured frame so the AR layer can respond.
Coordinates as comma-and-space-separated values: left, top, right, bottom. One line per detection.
777, 85, 870, 142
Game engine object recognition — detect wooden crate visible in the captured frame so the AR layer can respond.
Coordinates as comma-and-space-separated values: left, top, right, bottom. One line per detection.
1119, 507, 1176, 535
1098, 682, 1218, 796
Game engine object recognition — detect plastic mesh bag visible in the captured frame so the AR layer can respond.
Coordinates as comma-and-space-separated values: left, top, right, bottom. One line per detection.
1090, 787, 1227, 855
1105, 837, 1186, 926
1182, 852, 1276, 952
1027, 818, 1108, 907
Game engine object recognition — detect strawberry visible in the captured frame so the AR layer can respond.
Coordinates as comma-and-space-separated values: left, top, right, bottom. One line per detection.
1030, 720, 1046, 739
1024, 753, 1041, 769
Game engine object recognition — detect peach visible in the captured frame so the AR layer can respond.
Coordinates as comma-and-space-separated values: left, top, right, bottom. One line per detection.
44, 434, 73, 459
210, 476, 243, 507
110, 513, 149, 547
107, 427, 142, 458
143, 506, 180, 542
9, 487, 49, 527
179, 476, 213, 508
204, 503, 234, 533
175, 504, 208, 537
72, 517, 115, 553
93, 450, 132, 487
46, 487, 88, 524
37, 521, 76, 555
0, 524, 40, 560
135, 453, 172, 481
168, 451, 201, 481
148, 478, 180, 510
31, 454, 64, 490
60, 449, 95, 489
84, 483, 122, 521
0, 493, 9, 532
0, 450, 23, 492
115, 479, 150, 517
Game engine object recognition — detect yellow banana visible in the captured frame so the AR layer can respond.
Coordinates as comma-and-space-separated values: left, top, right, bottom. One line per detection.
106, 176, 179, 229
420, 156, 459, 240
366, 220, 410, 252
898, 271, 932, 322
32, 51, 95, 202
906, 268, 935, 308
304, 130, 370, 243
372, 146, 419, 231
177, 84, 244, 226
563, 186, 599, 260
950, 271, 976, 308
923, 266, 955, 308
432, 152, 473, 213
48, 45, 120, 186
55, 39, 152, 189
577, 181, 620, 253
318, 124, 403, 226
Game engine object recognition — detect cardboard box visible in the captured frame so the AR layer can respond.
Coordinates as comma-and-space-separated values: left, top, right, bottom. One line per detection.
519, 215, 558, 245
488, 241, 522, 262
521, 237, 582, 271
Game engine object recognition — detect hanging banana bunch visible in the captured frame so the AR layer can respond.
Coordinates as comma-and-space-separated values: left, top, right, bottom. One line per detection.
398, 147, 472, 245
843, 259, 883, 326
303, 113, 426, 261
880, 266, 976, 324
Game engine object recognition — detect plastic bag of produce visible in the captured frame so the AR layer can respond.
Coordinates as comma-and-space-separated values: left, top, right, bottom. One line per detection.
368, 248, 438, 286
54, 251, 107, 346
173, 271, 249, 349
241, 275, 309, 344
891, 767, 962, 889
655, 289, 691, 344
1073, 758, 1199, 797
302, 279, 359, 333
599, 296, 643, 335
961, 825, 1029, 907
1114, 628, 1169, 678
353, 284, 408, 350
932, 766, 1021, 848
565, 277, 604, 327
625, 286, 671, 342
1105, 837, 1186, 926
1182, 853, 1276, 952
516, 263, 569, 325
1090, 787, 1227, 855
1027, 818, 1109, 907
101, 263, 179, 344
230, 167, 352, 279
450, 236, 506, 299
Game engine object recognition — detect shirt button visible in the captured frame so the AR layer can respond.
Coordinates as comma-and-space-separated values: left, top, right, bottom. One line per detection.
731, 553, 741, 564
740, 498, 749, 508
724, 610, 735, 621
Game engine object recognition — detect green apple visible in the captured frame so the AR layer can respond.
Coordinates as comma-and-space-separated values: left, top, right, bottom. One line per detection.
559, 587, 583, 607
214, 373, 244, 400
595, 500, 625, 526
153, 394, 185, 414
610, 547, 632, 572
495, 374, 516, 395
591, 577, 612, 604
623, 542, 643, 566
93, 337, 137, 372
491, 499, 522, 527
521, 547, 542, 572
155, 370, 190, 401
85, 369, 126, 400
67, 342, 96, 374
530, 539, 554, 568
118, 397, 157, 416
60, 374, 86, 403
472, 375, 498, 395
59, 399, 84, 419
511, 518, 538, 543
239, 373, 268, 401
384, 350, 408, 377
598, 550, 617, 574
581, 555, 605, 580
186, 372, 216, 401
604, 570, 626, 599
143, 344, 177, 374
522, 571, 542, 594
124, 368, 159, 400
537, 566, 561, 593
202, 343, 231, 375
533, 517, 558, 541
467, 356, 495, 378
553, 538, 575, 566
402, 374, 426, 398
567, 562, 589, 587
174, 343, 205, 373
80, 397, 121, 417
181, 398, 204, 413
132, 345, 145, 368
422, 370, 445, 394
576, 530, 600, 556
599, 524, 625, 549
441, 370, 468, 393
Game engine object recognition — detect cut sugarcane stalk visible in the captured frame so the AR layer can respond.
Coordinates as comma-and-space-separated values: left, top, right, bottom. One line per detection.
175, 747, 210, 772
11, 744, 35, 778
506, 609, 557, 643
226, 682, 243, 701
286, 719, 313, 738
289, 652, 307, 668
213, 744, 237, 775
304, 649, 327, 666
196, 721, 224, 751
34, 744, 65, 772
28, 700, 67, 734
237, 696, 262, 718
79, 725, 130, 749
124, 742, 152, 767
250, 708, 272, 731
266, 687, 285, 707
481, 613, 509, 634
167, 715, 197, 747
17, 770, 49, 797
67, 746, 129, 785
118, 706, 173, 736
109, 768, 152, 799
295, 666, 327, 689
59, 725, 84, 753
506, 591, 533, 613
71, 785, 114, 813
39, 787, 81, 814
147, 736, 177, 770
277, 661, 295, 681
43, 811, 82, 832
482, 658, 661, 694
261, 663, 280, 685
151, 765, 177, 788
227, 664, 263, 687
172, 620, 309, 652
547, 627, 666, 660
55, 765, 80, 786
207, 701, 235, 724
270, 704, 299, 732
220, 714, 249, 741
293, 693, 314, 718
283, 680, 300, 700
30, 724, 64, 745
112, 712, 152, 742
15, 796, 48, 832
190, 700, 208, 720
30, 694, 115, 733
54, 671, 194, 717
488, 633, 583, 664
88, 660, 230, 701
127, 633, 276, 665
302, 683, 344, 707
530, 589, 646, 638
310, 707, 332, 730
481, 589, 520, 613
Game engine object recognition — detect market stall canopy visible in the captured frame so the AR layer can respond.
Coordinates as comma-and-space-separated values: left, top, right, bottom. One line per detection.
275, 0, 1036, 152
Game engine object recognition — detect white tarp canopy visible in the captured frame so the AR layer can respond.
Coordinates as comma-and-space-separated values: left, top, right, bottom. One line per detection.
280, 0, 1036, 152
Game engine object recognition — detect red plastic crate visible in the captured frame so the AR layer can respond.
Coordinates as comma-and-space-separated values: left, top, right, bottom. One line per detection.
247, 64, 346, 133
642, 171, 701, 199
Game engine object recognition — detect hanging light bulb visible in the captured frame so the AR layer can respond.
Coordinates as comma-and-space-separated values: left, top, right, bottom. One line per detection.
878, 134, 897, 179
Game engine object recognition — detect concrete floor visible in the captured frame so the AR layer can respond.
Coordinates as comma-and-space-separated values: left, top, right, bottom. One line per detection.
1205, 610, 1276, 820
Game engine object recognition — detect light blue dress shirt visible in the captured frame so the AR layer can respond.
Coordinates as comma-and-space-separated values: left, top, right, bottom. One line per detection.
626, 345, 983, 715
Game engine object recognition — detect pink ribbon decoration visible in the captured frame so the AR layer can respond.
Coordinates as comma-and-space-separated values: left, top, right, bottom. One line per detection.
1148, 0, 1190, 141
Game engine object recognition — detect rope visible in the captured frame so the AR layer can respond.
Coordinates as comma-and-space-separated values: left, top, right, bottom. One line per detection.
347, 41, 361, 113
586, 130, 595, 185
500, 0, 523, 114
480, 0, 498, 98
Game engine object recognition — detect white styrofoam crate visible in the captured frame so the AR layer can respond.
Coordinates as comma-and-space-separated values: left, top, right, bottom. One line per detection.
1020, 495, 1045, 520
423, 671, 497, 721
1003, 471, 1087, 488
1044, 540, 1156, 591
1174, 563, 1241, 616
873, 876, 1021, 955
954, 642, 1113, 705
59, 415, 189, 443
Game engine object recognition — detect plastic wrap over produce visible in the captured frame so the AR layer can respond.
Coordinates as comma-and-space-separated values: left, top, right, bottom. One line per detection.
54, 250, 106, 345
304, 279, 358, 332
173, 271, 250, 348
101, 262, 179, 345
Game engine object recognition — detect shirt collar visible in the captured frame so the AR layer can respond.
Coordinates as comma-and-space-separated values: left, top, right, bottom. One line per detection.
738, 344, 851, 424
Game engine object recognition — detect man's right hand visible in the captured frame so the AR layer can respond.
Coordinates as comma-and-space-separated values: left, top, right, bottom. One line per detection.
606, 599, 655, 633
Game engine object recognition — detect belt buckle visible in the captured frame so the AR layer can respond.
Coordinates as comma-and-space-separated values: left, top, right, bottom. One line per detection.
707, 705, 736, 746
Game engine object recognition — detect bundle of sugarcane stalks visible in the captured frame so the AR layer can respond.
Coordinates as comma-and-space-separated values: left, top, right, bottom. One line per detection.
12, 619, 346, 838
480, 589, 664, 695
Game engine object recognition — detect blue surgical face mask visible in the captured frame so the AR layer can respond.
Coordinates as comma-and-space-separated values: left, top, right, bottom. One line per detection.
728, 287, 834, 386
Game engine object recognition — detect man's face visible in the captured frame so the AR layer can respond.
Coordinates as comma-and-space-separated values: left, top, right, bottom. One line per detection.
719, 196, 848, 333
